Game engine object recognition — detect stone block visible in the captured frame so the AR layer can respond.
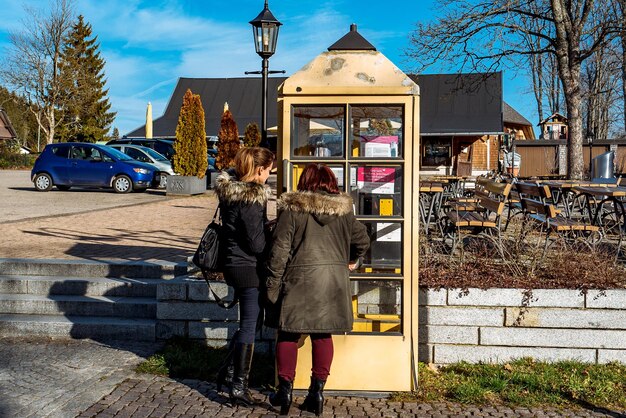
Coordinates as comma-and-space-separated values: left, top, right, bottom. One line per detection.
418, 288, 447, 306
156, 302, 239, 321
447, 288, 583, 308
187, 281, 232, 302
418, 344, 434, 363
156, 320, 186, 339
156, 282, 186, 301
418, 325, 478, 344
0, 278, 27, 294
598, 349, 626, 363
505, 308, 626, 329
419, 306, 504, 326
433, 345, 596, 364
188, 321, 238, 340
586, 290, 626, 309
481, 327, 626, 349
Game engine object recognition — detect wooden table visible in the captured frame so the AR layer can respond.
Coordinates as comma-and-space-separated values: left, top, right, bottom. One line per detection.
572, 186, 626, 250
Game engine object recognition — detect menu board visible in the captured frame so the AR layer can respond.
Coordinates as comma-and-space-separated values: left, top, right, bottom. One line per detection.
357, 167, 395, 194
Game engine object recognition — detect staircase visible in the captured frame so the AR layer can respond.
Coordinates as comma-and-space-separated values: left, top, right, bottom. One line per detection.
0, 258, 187, 342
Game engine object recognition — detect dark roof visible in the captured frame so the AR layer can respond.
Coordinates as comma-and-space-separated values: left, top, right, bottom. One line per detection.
503, 101, 532, 126
410, 73, 504, 135
0, 109, 17, 140
127, 72, 532, 138
328, 24, 376, 51
127, 77, 287, 138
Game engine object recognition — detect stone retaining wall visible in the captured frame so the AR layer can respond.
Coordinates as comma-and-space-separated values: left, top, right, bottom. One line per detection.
419, 288, 626, 365
156, 278, 275, 352
156, 279, 626, 364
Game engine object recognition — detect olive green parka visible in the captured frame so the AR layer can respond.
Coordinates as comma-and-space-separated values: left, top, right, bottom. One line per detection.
265, 191, 370, 333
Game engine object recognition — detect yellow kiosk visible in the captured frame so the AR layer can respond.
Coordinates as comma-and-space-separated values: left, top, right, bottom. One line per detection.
276, 24, 420, 391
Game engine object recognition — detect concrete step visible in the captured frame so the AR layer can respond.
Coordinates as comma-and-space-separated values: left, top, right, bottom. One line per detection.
0, 294, 156, 318
0, 275, 161, 297
0, 313, 155, 341
0, 258, 188, 279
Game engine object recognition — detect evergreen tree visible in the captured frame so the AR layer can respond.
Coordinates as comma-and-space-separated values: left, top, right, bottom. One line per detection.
216, 102, 240, 170
58, 15, 115, 143
173, 89, 207, 178
0, 86, 39, 150
111, 127, 119, 140
243, 122, 261, 147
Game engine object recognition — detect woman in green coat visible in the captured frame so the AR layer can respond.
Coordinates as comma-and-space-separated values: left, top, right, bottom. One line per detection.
265, 163, 370, 416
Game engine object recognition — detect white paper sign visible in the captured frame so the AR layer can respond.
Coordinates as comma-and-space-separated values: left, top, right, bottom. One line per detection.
376, 223, 401, 242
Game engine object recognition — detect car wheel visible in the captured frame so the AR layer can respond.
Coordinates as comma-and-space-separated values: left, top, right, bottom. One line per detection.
113, 175, 133, 193
34, 173, 53, 192
56, 185, 71, 191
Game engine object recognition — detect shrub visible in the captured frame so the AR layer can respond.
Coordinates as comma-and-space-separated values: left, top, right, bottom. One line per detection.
243, 122, 261, 147
215, 102, 240, 170
172, 89, 208, 178
0, 147, 37, 169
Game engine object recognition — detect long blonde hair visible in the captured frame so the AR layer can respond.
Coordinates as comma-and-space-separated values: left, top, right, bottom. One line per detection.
235, 147, 275, 182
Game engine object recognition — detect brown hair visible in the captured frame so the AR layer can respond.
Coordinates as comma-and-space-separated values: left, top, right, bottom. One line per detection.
297, 163, 340, 194
235, 147, 275, 182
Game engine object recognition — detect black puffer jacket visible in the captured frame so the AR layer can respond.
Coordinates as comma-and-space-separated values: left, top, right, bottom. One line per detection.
266, 191, 370, 333
214, 171, 272, 286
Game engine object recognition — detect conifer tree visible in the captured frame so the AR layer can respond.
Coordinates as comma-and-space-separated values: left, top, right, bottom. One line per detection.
58, 15, 115, 142
243, 122, 261, 147
111, 127, 119, 140
216, 102, 240, 169
173, 89, 207, 178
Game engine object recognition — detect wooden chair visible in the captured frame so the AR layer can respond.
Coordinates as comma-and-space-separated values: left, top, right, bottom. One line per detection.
444, 182, 512, 256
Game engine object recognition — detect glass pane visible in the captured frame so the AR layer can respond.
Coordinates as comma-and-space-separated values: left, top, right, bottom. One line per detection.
349, 165, 402, 216
350, 105, 403, 158
350, 280, 402, 334
422, 136, 451, 167
355, 221, 402, 274
291, 163, 346, 192
291, 106, 345, 158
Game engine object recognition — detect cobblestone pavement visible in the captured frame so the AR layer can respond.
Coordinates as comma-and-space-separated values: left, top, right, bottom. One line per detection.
0, 337, 160, 418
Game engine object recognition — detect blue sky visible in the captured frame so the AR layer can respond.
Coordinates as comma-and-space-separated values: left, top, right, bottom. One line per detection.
0, 0, 535, 136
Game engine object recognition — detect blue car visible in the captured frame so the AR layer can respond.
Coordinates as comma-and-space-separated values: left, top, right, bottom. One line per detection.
31, 142, 159, 193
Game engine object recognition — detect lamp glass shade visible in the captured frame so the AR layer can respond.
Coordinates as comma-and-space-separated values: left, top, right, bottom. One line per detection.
252, 22, 279, 57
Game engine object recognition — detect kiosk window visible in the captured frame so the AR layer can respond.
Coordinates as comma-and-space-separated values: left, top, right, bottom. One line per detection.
291, 163, 346, 192
291, 106, 344, 158
350, 280, 402, 334
354, 221, 402, 275
350, 105, 403, 158
349, 165, 402, 216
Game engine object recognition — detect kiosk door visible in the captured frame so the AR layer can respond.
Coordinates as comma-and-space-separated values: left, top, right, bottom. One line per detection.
278, 99, 418, 391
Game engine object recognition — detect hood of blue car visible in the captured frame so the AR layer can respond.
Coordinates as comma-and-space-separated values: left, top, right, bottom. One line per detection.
121, 159, 156, 171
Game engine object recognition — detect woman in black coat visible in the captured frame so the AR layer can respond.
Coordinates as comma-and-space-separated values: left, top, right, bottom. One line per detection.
213, 147, 274, 406
265, 163, 370, 415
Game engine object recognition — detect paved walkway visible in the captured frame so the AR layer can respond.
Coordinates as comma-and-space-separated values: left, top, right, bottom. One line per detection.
2, 174, 625, 417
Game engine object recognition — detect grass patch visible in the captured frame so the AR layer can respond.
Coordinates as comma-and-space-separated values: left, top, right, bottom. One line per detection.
135, 337, 275, 388
391, 359, 626, 411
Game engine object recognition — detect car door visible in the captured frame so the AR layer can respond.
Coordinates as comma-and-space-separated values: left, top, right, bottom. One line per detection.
68, 145, 113, 186
48, 144, 72, 183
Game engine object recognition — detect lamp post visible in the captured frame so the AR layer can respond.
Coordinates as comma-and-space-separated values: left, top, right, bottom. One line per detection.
247, 1, 284, 148
587, 131, 595, 179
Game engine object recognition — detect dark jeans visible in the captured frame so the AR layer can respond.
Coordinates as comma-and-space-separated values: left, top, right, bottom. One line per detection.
235, 287, 260, 344
276, 331, 333, 381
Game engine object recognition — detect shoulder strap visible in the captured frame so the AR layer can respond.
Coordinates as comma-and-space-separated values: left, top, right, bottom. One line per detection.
201, 270, 238, 309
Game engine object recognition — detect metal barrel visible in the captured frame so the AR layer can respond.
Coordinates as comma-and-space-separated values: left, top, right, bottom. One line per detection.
592, 151, 615, 179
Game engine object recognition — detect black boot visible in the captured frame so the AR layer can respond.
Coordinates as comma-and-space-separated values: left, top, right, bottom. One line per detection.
269, 377, 293, 415
300, 376, 326, 416
215, 334, 237, 392
229, 343, 256, 406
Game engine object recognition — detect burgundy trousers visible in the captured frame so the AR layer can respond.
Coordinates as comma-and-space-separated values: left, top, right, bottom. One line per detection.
276, 331, 333, 381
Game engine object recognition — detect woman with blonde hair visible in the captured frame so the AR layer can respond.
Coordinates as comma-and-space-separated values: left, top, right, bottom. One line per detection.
213, 146, 274, 406
266, 163, 369, 415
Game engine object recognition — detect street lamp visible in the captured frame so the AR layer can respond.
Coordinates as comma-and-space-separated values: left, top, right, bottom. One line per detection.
587, 131, 595, 178
248, 1, 284, 148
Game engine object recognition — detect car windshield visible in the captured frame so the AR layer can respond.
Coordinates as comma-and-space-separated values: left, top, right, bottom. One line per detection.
141, 147, 169, 162
104, 146, 133, 161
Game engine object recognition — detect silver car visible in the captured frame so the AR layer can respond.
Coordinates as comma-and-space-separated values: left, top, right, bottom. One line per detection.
107, 144, 174, 188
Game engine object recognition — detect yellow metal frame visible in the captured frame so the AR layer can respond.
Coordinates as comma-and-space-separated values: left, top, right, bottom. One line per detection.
277, 93, 420, 392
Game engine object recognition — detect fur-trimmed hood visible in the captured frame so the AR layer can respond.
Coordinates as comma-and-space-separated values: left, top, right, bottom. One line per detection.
278, 191, 353, 225
214, 171, 271, 206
